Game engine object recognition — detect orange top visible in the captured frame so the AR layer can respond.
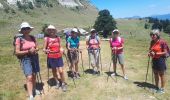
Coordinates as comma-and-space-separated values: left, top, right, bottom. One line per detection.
150, 39, 165, 59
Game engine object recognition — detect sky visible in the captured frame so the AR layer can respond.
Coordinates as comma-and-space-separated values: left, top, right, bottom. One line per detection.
90, 0, 170, 18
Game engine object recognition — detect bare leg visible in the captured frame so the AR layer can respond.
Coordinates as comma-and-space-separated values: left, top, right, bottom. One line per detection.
120, 64, 126, 76
160, 71, 166, 89
26, 75, 33, 97
154, 70, 159, 88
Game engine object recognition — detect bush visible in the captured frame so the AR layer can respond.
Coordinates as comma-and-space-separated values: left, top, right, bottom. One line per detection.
164, 25, 170, 33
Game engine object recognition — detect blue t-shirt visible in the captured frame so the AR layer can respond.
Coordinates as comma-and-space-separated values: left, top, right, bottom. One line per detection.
67, 36, 80, 48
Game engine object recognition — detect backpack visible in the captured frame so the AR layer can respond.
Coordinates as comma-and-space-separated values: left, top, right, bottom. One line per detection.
161, 40, 170, 58
88, 35, 99, 44
13, 34, 36, 59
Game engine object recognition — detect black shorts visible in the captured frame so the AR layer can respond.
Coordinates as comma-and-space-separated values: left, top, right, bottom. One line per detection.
47, 57, 64, 68
152, 57, 166, 71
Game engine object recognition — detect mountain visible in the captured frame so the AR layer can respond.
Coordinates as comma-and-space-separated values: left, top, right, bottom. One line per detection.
0, 0, 98, 32
151, 14, 170, 20
124, 16, 141, 19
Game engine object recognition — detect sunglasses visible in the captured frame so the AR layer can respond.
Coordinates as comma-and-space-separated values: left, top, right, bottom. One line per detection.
21, 27, 31, 31
150, 33, 156, 36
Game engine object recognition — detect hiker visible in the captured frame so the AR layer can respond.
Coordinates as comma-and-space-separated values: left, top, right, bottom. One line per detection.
66, 28, 81, 79
15, 22, 40, 100
43, 25, 67, 92
148, 29, 168, 93
86, 29, 101, 75
109, 29, 128, 80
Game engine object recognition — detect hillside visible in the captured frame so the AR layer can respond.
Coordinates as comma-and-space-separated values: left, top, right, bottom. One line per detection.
0, 0, 98, 34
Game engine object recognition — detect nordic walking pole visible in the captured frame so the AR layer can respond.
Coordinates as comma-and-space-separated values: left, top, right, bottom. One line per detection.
67, 51, 76, 88
88, 49, 91, 69
38, 72, 45, 94
113, 47, 117, 83
99, 48, 103, 73
47, 68, 50, 91
107, 52, 112, 82
80, 51, 85, 74
145, 56, 150, 83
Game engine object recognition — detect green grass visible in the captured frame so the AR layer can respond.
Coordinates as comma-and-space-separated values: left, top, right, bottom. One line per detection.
0, 18, 170, 100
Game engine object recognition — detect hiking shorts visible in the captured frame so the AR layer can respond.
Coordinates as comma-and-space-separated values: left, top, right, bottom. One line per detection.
67, 50, 79, 64
21, 54, 40, 77
112, 53, 124, 65
88, 49, 100, 68
152, 57, 166, 71
47, 57, 64, 69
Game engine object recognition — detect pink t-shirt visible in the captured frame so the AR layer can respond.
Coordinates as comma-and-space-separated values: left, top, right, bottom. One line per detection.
15, 37, 36, 51
44, 37, 62, 58
86, 36, 100, 49
110, 37, 124, 54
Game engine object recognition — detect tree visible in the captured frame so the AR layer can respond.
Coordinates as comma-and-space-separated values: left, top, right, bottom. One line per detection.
28, 2, 34, 9
144, 23, 150, 29
152, 22, 163, 31
164, 25, 170, 33
94, 9, 117, 38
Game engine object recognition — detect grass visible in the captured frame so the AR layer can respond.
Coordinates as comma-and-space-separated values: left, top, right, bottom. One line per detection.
0, 18, 170, 100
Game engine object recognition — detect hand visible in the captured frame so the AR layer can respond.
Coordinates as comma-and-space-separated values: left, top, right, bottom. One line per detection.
43, 49, 50, 54
112, 47, 117, 50
29, 47, 36, 54
148, 51, 156, 57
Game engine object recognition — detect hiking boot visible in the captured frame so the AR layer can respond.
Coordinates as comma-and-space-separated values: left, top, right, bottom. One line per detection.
156, 88, 165, 94
61, 83, 67, 92
124, 75, 128, 80
55, 81, 61, 89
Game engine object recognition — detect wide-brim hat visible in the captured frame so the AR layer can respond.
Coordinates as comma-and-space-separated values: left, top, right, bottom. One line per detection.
18, 22, 34, 32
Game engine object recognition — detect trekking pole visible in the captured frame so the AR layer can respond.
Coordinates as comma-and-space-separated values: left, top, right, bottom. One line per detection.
67, 50, 76, 88
145, 56, 150, 83
113, 48, 117, 83
99, 48, 103, 74
107, 52, 112, 82
80, 51, 85, 74
88, 49, 91, 69
38, 72, 45, 94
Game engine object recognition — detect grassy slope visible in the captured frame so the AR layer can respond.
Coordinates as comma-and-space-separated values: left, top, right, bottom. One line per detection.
0, 14, 170, 100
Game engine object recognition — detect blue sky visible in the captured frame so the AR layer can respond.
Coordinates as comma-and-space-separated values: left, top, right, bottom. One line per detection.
90, 0, 170, 18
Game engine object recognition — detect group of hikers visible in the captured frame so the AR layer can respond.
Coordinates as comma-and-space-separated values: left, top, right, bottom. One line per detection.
14, 22, 169, 100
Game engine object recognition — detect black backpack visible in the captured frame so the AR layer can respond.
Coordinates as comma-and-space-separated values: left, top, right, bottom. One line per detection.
13, 33, 35, 59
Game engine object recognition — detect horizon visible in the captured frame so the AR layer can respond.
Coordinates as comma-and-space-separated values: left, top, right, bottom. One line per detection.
90, 0, 170, 18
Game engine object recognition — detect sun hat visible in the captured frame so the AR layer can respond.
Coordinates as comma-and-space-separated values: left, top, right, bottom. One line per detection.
47, 25, 56, 30
72, 28, 78, 33
90, 28, 96, 32
19, 22, 34, 32
112, 29, 119, 33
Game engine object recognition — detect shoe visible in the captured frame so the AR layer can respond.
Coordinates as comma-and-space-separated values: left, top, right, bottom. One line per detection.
111, 72, 117, 77
97, 71, 100, 76
33, 89, 41, 96
61, 83, 67, 92
55, 81, 61, 89
156, 88, 165, 94
29, 96, 34, 100
124, 75, 128, 80
76, 73, 81, 79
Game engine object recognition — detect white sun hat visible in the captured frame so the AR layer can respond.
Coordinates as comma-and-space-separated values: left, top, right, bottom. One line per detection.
47, 25, 56, 30
90, 28, 96, 32
112, 29, 119, 33
72, 28, 78, 33
19, 22, 34, 32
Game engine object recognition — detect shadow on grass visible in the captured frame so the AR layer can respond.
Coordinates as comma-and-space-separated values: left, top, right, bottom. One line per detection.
24, 82, 44, 91
84, 69, 94, 74
105, 71, 123, 78
47, 78, 56, 87
133, 81, 157, 89
67, 71, 75, 78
